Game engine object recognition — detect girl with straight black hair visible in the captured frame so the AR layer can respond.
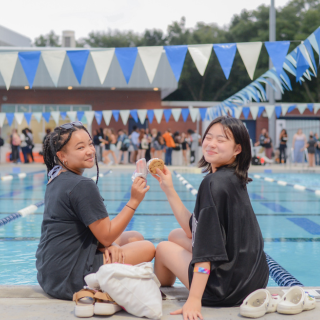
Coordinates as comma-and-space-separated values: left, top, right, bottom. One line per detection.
152, 116, 268, 320
36, 122, 155, 300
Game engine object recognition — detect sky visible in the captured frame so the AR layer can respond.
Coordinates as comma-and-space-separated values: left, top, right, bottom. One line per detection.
2, 0, 291, 42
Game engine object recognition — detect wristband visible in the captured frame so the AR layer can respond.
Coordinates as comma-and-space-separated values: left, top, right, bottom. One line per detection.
194, 267, 210, 275
126, 204, 136, 211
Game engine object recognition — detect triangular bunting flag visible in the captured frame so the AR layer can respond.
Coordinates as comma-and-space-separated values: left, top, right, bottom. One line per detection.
115, 47, 138, 83
250, 106, 259, 120
51, 111, 60, 125
66, 111, 77, 122
33, 112, 42, 123
296, 48, 309, 82
242, 107, 250, 119
236, 42, 262, 80
60, 112, 67, 120
163, 109, 172, 122
264, 41, 290, 76
213, 43, 237, 79
0, 53, 18, 90
164, 45, 188, 81
233, 107, 243, 119
66, 50, 90, 84
6, 113, 14, 126
275, 106, 282, 118
265, 105, 275, 119
84, 111, 95, 126
91, 49, 115, 84
137, 109, 148, 124
303, 40, 317, 75
18, 51, 41, 88
314, 103, 320, 114
130, 110, 138, 123
171, 108, 182, 122
41, 51, 66, 86
94, 111, 103, 125
147, 110, 154, 124
77, 111, 84, 121
199, 108, 207, 121
120, 110, 130, 125
14, 113, 24, 125
314, 28, 320, 64
154, 109, 164, 124
189, 107, 199, 122
102, 110, 112, 125
42, 112, 51, 123
281, 104, 290, 116
287, 105, 296, 113
309, 33, 319, 55
307, 103, 313, 112
258, 106, 265, 118
297, 104, 307, 114
24, 113, 32, 125
0, 113, 5, 127
188, 44, 212, 76
181, 109, 189, 122
112, 110, 120, 122
138, 46, 163, 83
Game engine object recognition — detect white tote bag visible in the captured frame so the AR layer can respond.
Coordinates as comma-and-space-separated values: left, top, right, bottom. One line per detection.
96, 262, 162, 319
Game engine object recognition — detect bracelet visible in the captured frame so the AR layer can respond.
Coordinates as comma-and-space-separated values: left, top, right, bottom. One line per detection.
126, 204, 136, 211
194, 267, 210, 275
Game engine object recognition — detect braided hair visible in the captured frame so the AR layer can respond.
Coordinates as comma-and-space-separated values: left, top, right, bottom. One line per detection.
43, 124, 99, 184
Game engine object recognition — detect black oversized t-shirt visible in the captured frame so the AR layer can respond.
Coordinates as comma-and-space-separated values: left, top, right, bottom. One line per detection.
36, 171, 108, 300
189, 166, 269, 307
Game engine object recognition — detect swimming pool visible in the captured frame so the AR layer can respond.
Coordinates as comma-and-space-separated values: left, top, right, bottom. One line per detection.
0, 168, 319, 287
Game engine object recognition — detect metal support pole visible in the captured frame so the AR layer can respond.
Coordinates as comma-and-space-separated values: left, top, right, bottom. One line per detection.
268, 0, 276, 145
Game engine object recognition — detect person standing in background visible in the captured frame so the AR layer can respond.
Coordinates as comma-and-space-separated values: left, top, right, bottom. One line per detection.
181, 132, 189, 165
306, 134, 317, 167
315, 133, 320, 165
150, 128, 158, 159
292, 129, 307, 164
137, 129, 148, 160
26, 128, 35, 162
20, 129, 30, 163
187, 129, 201, 165
130, 126, 140, 163
117, 129, 130, 164
11, 129, 21, 164
145, 128, 152, 162
279, 129, 288, 164
93, 129, 102, 162
263, 132, 273, 160
163, 129, 175, 166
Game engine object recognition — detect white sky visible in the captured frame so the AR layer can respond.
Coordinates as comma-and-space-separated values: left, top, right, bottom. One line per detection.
2, 0, 291, 42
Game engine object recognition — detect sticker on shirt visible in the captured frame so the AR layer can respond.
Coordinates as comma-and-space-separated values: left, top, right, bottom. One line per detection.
192, 213, 198, 247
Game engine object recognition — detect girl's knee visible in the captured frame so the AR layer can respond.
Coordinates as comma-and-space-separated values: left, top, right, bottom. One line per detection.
142, 240, 156, 259
126, 231, 144, 243
155, 241, 171, 257
168, 228, 184, 243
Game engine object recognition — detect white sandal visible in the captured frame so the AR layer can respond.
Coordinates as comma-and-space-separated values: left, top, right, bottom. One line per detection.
94, 291, 122, 316
277, 286, 316, 315
240, 289, 280, 318
73, 289, 95, 318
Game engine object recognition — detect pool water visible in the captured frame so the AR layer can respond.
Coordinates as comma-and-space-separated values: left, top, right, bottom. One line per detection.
0, 169, 319, 287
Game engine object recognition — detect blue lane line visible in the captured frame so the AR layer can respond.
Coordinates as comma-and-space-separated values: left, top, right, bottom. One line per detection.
260, 202, 292, 213
249, 193, 266, 200
287, 218, 320, 235
0, 201, 44, 227
0, 182, 47, 198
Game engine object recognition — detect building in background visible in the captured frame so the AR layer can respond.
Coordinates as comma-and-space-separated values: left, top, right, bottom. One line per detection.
0, 25, 31, 47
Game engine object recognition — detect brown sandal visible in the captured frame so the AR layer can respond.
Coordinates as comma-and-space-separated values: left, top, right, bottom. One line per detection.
73, 289, 95, 318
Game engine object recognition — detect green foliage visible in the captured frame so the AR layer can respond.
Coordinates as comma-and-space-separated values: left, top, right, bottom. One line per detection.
34, 0, 320, 102
34, 31, 60, 47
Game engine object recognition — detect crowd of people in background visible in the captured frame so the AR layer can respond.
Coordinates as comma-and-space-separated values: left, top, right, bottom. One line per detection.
9, 128, 35, 164
255, 127, 320, 167
93, 126, 201, 166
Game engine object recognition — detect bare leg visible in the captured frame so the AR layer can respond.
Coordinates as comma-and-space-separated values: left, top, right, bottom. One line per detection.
118, 151, 123, 163
168, 228, 192, 253
103, 150, 110, 164
114, 230, 144, 246
154, 241, 191, 288
111, 151, 118, 164
123, 151, 128, 164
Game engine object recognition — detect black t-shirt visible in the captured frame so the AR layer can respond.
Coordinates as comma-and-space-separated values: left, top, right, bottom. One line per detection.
36, 171, 108, 300
188, 166, 268, 307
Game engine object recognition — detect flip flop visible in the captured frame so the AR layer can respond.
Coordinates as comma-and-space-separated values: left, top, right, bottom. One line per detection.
94, 291, 122, 315
73, 288, 95, 318
240, 289, 280, 318
277, 286, 316, 315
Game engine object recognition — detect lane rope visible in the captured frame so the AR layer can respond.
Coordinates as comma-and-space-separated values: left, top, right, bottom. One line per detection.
0, 170, 111, 227
1, 170, 46, 181
173, 171, 198, 196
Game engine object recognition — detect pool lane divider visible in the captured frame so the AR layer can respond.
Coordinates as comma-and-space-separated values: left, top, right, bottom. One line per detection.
173, 171, 198, 196
252, 174, 320, 194
0, 170, 112, 228
174, 171, 304, 287
1, 170, 46, 181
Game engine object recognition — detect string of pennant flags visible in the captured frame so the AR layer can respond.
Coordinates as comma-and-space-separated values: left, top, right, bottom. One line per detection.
1, 35, 319, 90
208, 27, 320, 120
0, 103, 319, 128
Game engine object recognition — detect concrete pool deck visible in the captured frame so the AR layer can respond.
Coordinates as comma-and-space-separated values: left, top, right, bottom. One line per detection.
0, 285, 319, 319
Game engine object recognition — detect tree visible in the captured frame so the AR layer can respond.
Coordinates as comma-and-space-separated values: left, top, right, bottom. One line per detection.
34, 31, 60, 47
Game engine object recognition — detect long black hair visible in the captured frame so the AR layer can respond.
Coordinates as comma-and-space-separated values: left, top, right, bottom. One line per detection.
43, 124, 99, 183
199, 116, 252, 186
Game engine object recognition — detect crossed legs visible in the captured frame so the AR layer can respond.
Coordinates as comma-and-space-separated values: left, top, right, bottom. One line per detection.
154, 228, 192, 288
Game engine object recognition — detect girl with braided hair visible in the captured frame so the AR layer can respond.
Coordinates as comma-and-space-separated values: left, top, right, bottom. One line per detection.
36, 122, 155, 300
